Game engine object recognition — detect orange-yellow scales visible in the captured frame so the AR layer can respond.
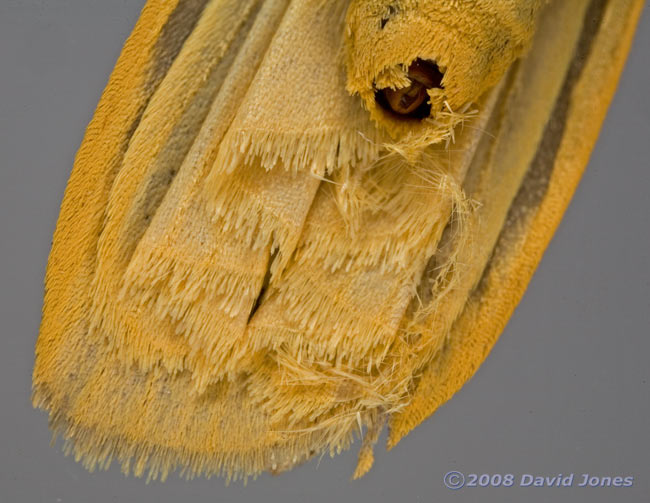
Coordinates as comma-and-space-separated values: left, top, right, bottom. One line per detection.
31, 0, 643, 482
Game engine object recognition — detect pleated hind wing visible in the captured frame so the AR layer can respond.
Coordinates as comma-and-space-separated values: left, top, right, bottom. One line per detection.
33, 0, 390, 480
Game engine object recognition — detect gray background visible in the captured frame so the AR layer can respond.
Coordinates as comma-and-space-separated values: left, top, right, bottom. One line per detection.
1, 1, 648, 502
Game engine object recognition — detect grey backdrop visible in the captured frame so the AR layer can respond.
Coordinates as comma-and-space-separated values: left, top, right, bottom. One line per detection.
1, 2, 648, 502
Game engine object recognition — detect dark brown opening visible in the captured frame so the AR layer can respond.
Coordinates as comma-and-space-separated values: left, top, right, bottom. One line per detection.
375, 59, 444, 119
